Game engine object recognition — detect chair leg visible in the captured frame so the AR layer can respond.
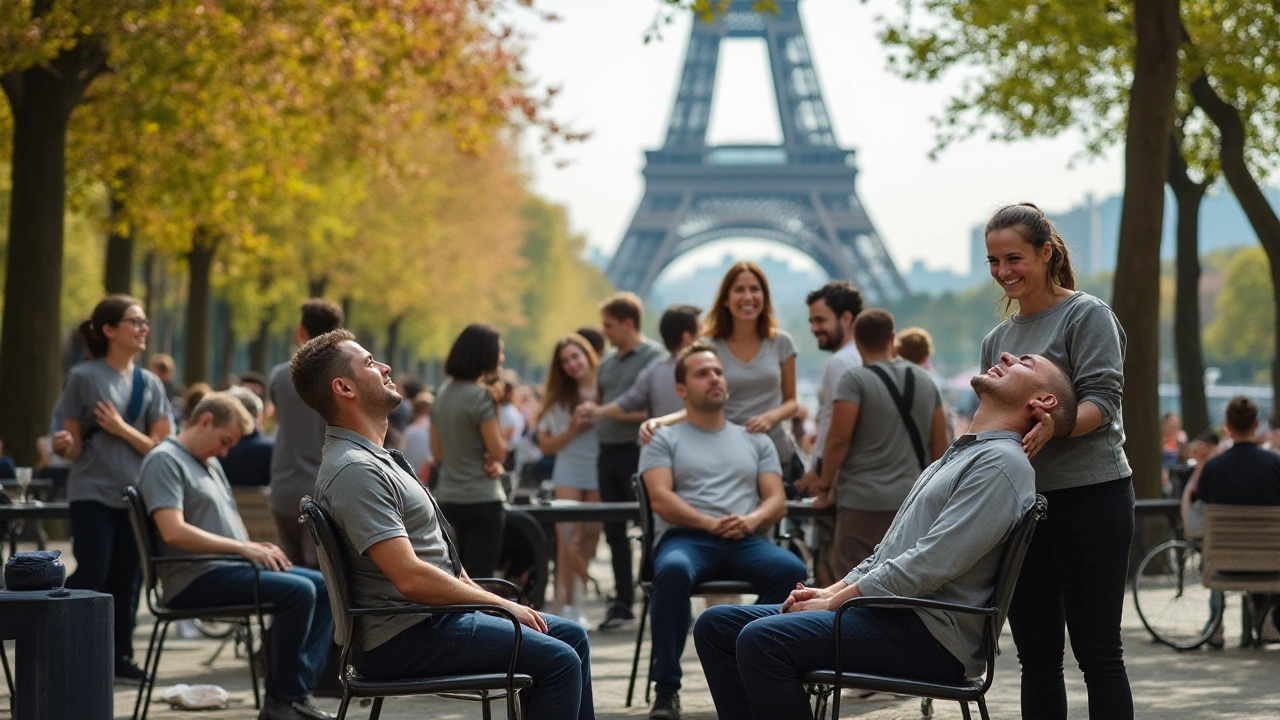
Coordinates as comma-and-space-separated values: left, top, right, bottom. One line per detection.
335, 691, 353, 720
1, 641, 15, 697
254, 612, 271, 708
959, 700, 973, 720
482, 694, 493, 720
977, 696, 991, 720
831, 684, 841, 720
625, 593, 650, 707
368, 696, 385, 720
133, 619, 163, 720
245, 619, 262, 710
140, 621, 174, 720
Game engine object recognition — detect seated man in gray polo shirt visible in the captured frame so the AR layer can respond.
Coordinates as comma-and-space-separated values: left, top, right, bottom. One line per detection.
292, 330, 594, 720
638, 341, 809, 720
137, 393, 333, 720
693, 354, 1077, 720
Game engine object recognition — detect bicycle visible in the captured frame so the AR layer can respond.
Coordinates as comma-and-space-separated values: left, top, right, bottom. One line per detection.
1132, 538, 1223, 650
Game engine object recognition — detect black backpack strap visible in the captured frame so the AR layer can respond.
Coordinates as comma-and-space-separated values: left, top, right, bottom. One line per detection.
866, 365, 927, 471
125, 365, 146, 426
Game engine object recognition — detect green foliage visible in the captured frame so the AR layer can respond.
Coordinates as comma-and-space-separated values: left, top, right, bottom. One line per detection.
1204, 246, 1274, 381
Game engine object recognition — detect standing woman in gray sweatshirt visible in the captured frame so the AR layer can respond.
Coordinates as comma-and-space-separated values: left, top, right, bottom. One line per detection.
52, 295, 172, 682
981, 204, 1133, 719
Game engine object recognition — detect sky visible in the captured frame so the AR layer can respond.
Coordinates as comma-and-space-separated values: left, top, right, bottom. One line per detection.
514, 0, 1127, 280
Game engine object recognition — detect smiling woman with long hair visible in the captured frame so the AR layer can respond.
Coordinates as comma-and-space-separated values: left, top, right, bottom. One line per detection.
535, 333, 602, 628
52, 294, 172, 682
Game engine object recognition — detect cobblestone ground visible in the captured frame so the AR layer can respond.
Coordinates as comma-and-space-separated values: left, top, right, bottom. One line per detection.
3, 543, 1279, 719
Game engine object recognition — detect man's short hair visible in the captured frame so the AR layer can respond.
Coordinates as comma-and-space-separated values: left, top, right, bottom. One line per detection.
896, 327, 934, 364
149, 353, 175, 376
300, 299, 344, 340
290, 329, 357, 423
1193, 429, 1221, 446
190, 392, 255, 435
852, 309, 895, 351
1225, 396, 1259, 433
659, 304, 702, 353
226, 385, 263, 421
674, 340, 718, 385
1042, 360, 1078, 439
599, 292, 643, 329
805, 281, 864, 321
575, 327, 606, 356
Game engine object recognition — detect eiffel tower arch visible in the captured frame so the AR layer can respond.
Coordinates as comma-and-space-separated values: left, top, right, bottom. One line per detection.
606, 0, 909, 304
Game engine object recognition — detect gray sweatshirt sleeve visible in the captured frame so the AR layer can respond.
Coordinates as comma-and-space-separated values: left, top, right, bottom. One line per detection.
853, 460, 1025, 600
1065, 305, 1126, 426
614, 360, 656, 414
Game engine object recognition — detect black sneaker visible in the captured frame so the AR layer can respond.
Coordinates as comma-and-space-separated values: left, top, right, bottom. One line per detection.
291, 699, 337, 720
649, 691, 680, 719
114, 658, 149, 685
258, 696, 315, 720
598, 601, 635, 630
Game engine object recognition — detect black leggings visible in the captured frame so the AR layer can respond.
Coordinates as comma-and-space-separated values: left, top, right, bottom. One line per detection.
66, 500, 142, 661
1008, 477, 1134, 720
438, 501, 505, 578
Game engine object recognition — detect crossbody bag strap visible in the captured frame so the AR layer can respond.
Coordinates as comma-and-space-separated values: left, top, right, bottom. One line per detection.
125, 365, 147, 425
866, 365, 927, 471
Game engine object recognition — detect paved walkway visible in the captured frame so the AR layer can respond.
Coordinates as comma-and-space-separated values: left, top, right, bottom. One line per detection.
4, 543, 1279, 719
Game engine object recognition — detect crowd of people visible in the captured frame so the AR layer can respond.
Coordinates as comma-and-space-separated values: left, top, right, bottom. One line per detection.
8, 201, 1278, 720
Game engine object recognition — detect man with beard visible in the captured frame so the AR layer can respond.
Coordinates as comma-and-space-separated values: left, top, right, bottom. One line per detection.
637, 342, 808, 719
296, 331, 595, 720
692, 353, 1076, 720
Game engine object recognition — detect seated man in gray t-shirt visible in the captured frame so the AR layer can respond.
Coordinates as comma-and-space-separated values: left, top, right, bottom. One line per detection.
692, 354, 1077, 720
137, 393, 332, 720
637, 342, 809, 719
292, 330, 594, 720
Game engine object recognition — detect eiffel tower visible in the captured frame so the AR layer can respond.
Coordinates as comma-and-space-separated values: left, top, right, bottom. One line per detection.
606, 0, 908, 304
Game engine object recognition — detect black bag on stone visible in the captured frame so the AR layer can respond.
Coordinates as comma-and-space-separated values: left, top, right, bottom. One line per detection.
3, 549, 66, 591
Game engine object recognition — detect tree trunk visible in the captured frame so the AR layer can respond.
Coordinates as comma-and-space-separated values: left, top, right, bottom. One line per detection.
1166, 133, 1210, 436
218, 300, 237, 385
249, 317, 272, 374
1111, 0, 1181, 499
0, 42, 106, 466
103, 187, 133, 295
1190, 73, 1280, 420
184, 230, 219, 384
385, 315, 403, 366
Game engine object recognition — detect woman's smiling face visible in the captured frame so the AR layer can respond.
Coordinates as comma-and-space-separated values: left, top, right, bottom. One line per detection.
986, 227, 1052, 303
725, 270, 765, 325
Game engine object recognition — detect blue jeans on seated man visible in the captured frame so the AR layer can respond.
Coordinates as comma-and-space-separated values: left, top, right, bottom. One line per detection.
649, 528, 808, 696
169, 566, 332, 703
694, 603, 966, 720
353, 611, 594, 720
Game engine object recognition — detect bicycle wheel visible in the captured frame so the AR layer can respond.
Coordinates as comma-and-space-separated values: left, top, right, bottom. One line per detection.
1133, 539, 1222, 650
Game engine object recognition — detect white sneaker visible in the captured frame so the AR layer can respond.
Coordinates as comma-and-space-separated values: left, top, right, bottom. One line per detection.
560, 605, 590, 630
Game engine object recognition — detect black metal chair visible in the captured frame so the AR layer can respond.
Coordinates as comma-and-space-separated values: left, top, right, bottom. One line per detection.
123, 486, 274, 720
804, 494, 1047, 720
300, 497, 533, 720
626, 474, 758, 707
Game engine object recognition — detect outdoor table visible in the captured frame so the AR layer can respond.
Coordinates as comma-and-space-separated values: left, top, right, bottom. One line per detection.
0, 589, 114, 719
0, 502, 70, 559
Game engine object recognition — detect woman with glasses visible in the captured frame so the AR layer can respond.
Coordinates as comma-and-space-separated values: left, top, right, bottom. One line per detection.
52, 294, 172, 683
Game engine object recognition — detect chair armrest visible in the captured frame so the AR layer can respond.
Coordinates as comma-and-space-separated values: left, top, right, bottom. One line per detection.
472, 577, 522, 601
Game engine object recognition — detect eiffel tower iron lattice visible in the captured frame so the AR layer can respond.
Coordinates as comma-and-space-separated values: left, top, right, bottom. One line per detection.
606, 0, 909, 304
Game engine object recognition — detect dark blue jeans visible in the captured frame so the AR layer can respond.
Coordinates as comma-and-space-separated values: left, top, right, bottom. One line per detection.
353, 611, 594, 720
170, 566, 332, 703
649, 529, 808, 695
66, 501, 142, 661
694, 604, 965, 720
1008, 476, 1134, 720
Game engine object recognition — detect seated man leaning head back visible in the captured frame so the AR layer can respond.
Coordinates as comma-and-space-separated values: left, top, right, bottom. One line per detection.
637, 341, 809, 720
691, 353, 1076, 720
288, 330, 595, 720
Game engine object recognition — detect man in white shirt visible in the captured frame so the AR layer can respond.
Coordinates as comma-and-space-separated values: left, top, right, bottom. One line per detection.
796, 281, 863, 583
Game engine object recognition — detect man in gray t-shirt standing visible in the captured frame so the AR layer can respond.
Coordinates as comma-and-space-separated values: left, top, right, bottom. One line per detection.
293, 330, 594, 720
594, 292, 665, 629
815, 310, 949, 572
137, 394, 331, 720
269, 298, 344, 567
637, 342, 808, 719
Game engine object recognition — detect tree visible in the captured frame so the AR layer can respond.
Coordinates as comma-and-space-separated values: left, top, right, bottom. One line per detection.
1204, 247, 1273, 382
1167, 117, 1214, 435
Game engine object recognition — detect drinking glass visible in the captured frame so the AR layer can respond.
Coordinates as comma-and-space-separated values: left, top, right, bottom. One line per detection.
15, 466, 32, 504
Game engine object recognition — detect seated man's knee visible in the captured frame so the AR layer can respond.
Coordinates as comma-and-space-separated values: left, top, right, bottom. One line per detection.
693, 605, 738, 646
734, 619, 775, 664
652, 556, 696, 589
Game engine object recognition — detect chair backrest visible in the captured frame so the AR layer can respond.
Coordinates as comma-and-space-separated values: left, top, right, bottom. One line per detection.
1202, 504, 1280, 578
979, 494, 1047, 687
122, 485, 164, 612
632, 474, 656, 584
300, 497, 357, 650
233, 486, 279, 543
